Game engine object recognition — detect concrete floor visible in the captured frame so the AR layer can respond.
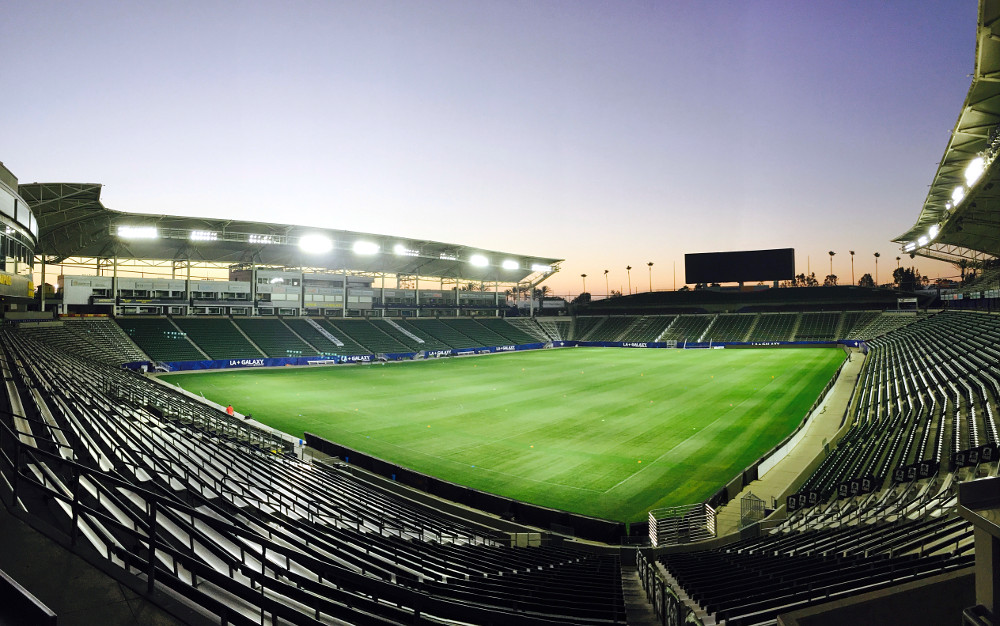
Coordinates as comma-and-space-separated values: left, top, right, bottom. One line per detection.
0, 503, 192, 626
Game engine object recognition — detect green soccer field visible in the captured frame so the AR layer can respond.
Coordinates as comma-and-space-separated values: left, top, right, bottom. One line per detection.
163, 347, 844, 523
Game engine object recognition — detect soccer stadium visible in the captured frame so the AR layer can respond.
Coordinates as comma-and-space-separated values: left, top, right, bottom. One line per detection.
4, 4, 1000, 626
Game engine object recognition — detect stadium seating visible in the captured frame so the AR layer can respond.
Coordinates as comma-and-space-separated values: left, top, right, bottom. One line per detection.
390, 319, 453, 351
661, 515, 972, 625
0, 325, 627, 625
282, 318, 355, 355
571, 316, 606, 341
587, 316, 641, 342
660, 315, 713, 343
314, 319, 372, 355
406, 319, 479, 349
114, 316, 206, 362
794, 312, 842, 341
617, 315, 675, 342
503, 317, 552, 342
440, 318, 510, 346
322, 319, 411, 354
171, 317, 264, 359
841, 310, 880, 339
746, 312, 798, 342
233, 317, 315, 357
474, 317, 539, 344
704, 313, 756, 342
19, 318, 147, 366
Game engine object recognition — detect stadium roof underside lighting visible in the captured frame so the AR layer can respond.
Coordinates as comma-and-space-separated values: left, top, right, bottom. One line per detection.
17, 182, 561, 284
895, 0, 1000, 266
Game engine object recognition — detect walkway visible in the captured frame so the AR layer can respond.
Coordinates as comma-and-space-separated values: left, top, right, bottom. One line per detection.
714, 351, 865, 536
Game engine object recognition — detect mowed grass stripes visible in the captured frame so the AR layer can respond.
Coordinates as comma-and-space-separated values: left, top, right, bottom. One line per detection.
165, 347, 845, 522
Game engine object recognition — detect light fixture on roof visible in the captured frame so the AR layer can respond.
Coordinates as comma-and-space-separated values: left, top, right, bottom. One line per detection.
501, 259, 519, 270
393, 243, 418, 257
964, 156, 986, 187
299, 233, 333, 254
469, 254, 489, 267
190, 230, 218, 241
117, 225, 158, 239
904, 242, 916, 252
952, 186, 966, 205
439, 252, 458, 261
928, 224, 940, 240
249, 234, 275, 244
531, 264, 551, 273
352, 240, 379, 255
917, 235, 929, 246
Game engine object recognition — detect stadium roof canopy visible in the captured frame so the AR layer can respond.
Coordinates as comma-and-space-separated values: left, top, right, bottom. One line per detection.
895, 0, 1000, 266
18, 182, 561, 284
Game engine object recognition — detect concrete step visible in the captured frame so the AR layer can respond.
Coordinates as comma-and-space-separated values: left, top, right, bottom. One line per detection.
620, 563, 660, 626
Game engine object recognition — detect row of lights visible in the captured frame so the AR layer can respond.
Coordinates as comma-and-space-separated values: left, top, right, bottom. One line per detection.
904, 154, 988, 253
116, 225, 551, 273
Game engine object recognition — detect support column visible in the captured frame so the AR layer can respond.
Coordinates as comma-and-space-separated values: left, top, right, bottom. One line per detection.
39, 255, 46, 314
250, 263, 257, 316
342, 269, 348, 318
415, 276, 420, 318
112, 256, 118, 316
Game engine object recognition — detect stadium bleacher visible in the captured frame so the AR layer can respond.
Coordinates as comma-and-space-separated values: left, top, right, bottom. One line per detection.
233, 317, 315, 357
0, 325, 627, 625
115, 317, 205, 362
172, 317, 264, 359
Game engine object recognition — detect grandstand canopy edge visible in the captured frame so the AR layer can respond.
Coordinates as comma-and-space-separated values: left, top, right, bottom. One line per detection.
18, 182, 561, 285
895, 0, 1000, 266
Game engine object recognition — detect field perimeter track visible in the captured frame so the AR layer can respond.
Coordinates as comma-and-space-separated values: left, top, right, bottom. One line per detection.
164, 347, 845, 522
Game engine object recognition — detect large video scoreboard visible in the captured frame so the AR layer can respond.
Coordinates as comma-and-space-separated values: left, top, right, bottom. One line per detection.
685, 248, 794, 285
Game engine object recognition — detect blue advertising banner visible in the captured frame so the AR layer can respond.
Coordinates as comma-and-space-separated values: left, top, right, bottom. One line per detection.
142, 339, 842, 373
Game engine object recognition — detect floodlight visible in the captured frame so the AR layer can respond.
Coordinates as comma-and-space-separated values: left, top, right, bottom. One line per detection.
440, 253, 458, 261
952, 186, 966, 205
394, 243, 418, 257
249, 234, 274, 244
965, 157, 986, 187
928, 224, 940, 240
470, 254, 489, 267
531, 264, 551, 273
299, 234, 333, 254
190, 230, 218, 241
117, 225, 158, 239
918, 235, 929, 246
352, 240, 379, 255
501, 259, 519, 270
904, 243, 916, 252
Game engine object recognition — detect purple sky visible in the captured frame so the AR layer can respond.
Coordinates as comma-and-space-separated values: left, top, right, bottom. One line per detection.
2, 1, 976, 296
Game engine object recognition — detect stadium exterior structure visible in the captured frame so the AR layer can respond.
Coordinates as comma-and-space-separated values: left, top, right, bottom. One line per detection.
16, 178, 562, 318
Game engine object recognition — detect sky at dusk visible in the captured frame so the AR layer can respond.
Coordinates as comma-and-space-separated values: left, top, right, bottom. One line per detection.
1, 1, 978, 296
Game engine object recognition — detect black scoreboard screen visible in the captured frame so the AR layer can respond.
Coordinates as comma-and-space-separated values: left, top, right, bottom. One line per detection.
685, 248, 795, 284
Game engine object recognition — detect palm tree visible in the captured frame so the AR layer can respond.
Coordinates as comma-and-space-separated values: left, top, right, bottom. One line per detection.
626, 266, 632, 294
580, 274, 587, 294
603, 269, 610, 298
828, 251, 836, 279
849, 250, 855, 285
896, 256, 901, 270
874, 252, 881, 286
647, 262, 654, 292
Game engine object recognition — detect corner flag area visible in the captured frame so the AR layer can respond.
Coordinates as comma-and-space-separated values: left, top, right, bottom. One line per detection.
165, 348, 845, 523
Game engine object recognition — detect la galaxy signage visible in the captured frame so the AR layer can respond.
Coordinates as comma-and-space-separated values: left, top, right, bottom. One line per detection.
229, 359, 265, 367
